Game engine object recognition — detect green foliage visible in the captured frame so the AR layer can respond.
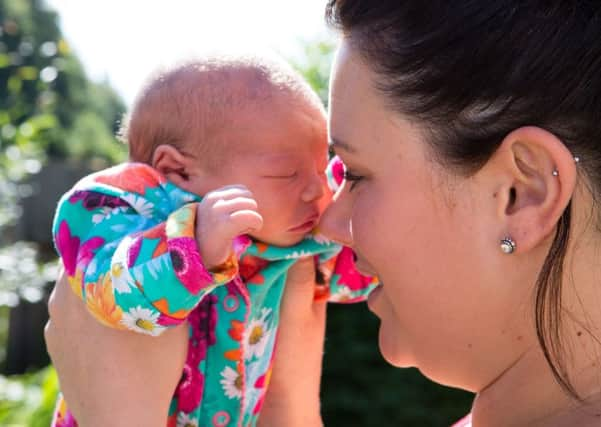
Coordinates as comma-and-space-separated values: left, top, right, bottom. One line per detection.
290, 40, 335, 108
322, 304, 474, 426
0, 366, 58, 426
0, 0, 128, 304
0, 0, 127, 166
0, 1, 126, 421
63, 111, 125, 164
0, 306, 8, 365
0, 242, 57, 306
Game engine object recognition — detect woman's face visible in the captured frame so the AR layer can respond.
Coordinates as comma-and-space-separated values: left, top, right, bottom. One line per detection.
321, 39, 536, 391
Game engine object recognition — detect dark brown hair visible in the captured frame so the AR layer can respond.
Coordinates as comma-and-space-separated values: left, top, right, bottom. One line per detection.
326, 0, 601, 399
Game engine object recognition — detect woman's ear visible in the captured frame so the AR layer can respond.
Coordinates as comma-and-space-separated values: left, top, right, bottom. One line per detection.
152, 145, 191, 187
489, 126, 578, 253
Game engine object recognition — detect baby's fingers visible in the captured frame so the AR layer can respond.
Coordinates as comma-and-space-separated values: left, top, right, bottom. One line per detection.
205, 185, 253, 202
213, 197, 258, 213
229, 210, 264, 235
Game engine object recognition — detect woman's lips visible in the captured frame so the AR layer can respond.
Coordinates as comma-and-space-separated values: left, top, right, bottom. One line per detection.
355, 262, 376, 276
353, 252, 378, 276
367, 283, 383, 312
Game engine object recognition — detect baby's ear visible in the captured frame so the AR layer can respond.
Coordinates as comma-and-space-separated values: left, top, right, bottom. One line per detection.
152, 145, 190, 185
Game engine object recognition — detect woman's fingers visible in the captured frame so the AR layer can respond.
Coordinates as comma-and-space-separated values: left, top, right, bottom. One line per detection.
45, 270, 188, 426
258, 257, 325, 427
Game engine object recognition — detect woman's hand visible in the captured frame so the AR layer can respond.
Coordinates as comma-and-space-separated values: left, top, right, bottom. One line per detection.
258, 257, 326, 427
44, 267, 188, 427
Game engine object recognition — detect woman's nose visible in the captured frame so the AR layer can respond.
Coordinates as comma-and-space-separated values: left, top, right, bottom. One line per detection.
318, 185, 353, 246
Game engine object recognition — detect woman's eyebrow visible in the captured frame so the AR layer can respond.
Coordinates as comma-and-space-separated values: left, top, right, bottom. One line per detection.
328, 137, 356, 154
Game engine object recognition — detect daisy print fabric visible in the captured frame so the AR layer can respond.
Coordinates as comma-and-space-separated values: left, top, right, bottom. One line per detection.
51, 161, 378, 427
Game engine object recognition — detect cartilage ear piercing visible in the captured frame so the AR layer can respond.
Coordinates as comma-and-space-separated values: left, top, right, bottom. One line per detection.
500, 237, 516, 254
552, 170, 559, 177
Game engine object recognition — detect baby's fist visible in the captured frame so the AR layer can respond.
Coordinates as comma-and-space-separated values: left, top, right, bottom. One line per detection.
195, 185, 263, 269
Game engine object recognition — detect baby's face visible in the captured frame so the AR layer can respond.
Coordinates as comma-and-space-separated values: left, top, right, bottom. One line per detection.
193, 102, 331, 247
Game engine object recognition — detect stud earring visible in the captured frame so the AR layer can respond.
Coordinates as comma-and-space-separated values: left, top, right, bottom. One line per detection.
574, 156, 580, 163
552, 170, 559, 177
500, 237, 516, 254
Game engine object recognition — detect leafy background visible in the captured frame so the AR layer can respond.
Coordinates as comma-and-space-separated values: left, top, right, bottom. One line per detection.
0, 0, 473, 425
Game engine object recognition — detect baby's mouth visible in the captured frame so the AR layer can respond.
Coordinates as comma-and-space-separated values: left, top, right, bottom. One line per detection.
288, 213, 319, 232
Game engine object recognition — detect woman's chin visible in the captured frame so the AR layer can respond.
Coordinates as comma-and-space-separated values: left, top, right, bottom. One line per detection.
377, 325, 415, 368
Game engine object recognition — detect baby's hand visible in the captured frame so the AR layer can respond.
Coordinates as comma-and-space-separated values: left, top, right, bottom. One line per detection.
195, 185, 263, 270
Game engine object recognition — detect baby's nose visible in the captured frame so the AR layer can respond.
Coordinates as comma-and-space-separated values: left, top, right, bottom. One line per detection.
301, 173, 326, 203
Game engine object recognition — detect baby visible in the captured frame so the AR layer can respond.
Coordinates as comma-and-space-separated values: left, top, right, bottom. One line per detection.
51, 55, 377, 427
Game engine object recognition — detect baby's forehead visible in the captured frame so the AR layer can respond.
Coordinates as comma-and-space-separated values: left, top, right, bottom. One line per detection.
126, 55, 326, 165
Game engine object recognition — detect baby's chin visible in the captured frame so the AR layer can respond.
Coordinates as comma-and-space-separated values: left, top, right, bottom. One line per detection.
248, 230, 308, 248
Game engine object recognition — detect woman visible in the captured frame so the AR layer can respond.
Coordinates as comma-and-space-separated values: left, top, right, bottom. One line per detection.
320, 1, 601, 425
46, 1, 601, 425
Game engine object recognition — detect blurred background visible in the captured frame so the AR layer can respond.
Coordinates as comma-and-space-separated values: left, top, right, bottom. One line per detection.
0, 0, 473, 425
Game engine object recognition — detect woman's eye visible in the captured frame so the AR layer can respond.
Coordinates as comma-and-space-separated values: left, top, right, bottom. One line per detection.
343, 170, 364, 191
328, 146, 336, 160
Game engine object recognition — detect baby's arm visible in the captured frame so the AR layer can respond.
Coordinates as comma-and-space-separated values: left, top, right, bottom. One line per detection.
52, 164, 256, 335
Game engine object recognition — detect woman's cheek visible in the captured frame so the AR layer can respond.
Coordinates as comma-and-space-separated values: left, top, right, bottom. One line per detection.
350, 196, 377, 253
352, 189, 396, 264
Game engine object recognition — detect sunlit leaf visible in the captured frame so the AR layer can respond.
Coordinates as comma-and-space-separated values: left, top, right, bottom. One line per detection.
0, 53, 11, 68
7, 75, 22, 93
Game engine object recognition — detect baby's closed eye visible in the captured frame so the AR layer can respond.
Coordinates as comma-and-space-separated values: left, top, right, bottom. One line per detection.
262, 171, 297, 179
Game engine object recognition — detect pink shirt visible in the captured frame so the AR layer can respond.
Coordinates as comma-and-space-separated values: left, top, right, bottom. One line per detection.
452, 413, 472, 427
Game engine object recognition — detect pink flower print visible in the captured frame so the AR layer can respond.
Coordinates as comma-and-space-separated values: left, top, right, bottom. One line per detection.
56, 221, 80, 275
326, 155, 345, 192
252, 372, 270, 415
76, 236, 105, 270
175, 359, 205, 413
52, 398, 78, 427
334, 247, 374, 291
156, 312, 184, 327
189, 295, 219, 346
127, 236, 143, 268
232, 235, 251, 257
54, 410, 78, 427
68, 190, 129, 211
167, 237, 213, 295
175, 310, 214, 415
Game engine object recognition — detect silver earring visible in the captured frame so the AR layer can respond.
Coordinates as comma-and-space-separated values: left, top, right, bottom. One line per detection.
500, 237, 516, 254
552, 157, 580, 177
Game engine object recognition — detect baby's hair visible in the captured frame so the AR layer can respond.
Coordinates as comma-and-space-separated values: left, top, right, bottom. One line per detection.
119, 54, 324, 169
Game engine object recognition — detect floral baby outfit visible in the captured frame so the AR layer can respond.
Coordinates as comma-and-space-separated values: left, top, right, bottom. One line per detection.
51, 159, 377, 427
